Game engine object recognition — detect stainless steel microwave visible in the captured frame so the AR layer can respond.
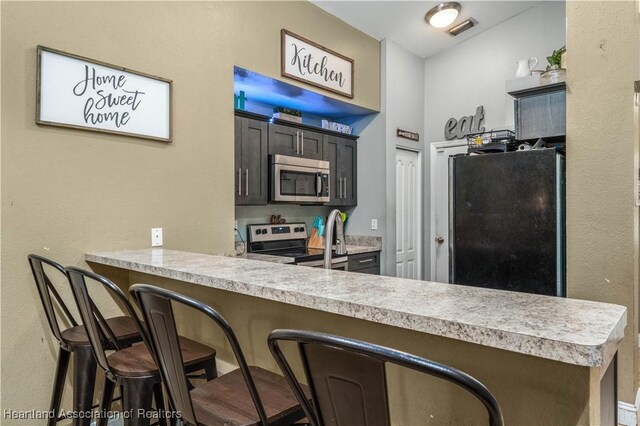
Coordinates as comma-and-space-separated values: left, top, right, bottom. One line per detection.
270, 154, 330, 203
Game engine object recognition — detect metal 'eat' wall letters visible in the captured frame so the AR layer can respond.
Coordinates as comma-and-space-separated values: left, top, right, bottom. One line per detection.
444, 106, 485, 140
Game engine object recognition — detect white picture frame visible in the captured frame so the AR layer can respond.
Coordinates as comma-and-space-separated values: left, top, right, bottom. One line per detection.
36, 46, 172, 142
281, 30, 354, 99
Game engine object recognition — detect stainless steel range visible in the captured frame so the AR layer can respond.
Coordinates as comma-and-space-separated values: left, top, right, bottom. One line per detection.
246, 223, 348, 270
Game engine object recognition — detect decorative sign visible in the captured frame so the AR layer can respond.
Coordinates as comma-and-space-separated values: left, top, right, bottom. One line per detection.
281, 29, 354, 98
444, 106, 485, 140
36, 46, 172, 142
397, 128, 420, 141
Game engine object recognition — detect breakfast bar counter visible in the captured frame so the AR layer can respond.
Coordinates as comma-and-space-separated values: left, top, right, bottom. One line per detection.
87, 248, 626, 425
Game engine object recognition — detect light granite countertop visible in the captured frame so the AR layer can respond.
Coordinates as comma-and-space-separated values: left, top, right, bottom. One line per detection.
344, 245, 381, 255
86, 248, 626, 368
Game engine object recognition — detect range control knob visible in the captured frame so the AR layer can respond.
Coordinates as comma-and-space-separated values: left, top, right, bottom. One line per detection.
261, 229, 268, 234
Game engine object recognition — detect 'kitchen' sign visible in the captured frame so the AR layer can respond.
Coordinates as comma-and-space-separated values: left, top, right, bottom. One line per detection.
36, 46, 172, 142
281, 29, 354, 98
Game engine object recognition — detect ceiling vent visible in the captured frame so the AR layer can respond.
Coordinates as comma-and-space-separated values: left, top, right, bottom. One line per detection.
446, 18, 478, 36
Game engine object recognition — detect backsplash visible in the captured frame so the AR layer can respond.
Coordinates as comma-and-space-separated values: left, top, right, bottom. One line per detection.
345, 235, 382, 248
235, 205, 333, 240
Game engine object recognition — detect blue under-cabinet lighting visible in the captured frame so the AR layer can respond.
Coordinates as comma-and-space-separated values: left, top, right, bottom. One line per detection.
233, 66, 377, 119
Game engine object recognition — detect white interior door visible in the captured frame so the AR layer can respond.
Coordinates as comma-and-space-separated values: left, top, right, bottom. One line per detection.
430, 141, 468, 283
396, 148, 421, 279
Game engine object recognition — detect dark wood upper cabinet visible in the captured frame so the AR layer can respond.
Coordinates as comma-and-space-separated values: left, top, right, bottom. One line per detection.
268, 123, 322, 160
235, 112, 358, 207
323, 135, 357, 206
235, 113, 268, 205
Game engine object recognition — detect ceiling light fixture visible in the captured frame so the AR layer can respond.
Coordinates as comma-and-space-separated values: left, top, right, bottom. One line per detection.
425, 2, 461, 28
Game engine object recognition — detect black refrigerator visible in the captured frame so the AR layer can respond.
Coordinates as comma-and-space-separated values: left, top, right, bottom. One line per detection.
449, 148, 565, 296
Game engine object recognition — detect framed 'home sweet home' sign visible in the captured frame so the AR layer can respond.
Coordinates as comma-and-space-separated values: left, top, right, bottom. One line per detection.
281, 30, 354, 98
36, 46, 172, 142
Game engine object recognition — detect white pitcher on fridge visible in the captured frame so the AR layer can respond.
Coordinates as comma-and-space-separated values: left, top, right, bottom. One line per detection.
515, 58, 538, 78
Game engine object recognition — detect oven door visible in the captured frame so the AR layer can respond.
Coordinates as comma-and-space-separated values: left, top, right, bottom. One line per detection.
297, 256, 348, 270
272, 163, 330, 203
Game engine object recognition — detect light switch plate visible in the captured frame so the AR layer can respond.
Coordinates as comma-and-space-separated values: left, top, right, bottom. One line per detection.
151, 227, 163, 247
371, 219, 378, 230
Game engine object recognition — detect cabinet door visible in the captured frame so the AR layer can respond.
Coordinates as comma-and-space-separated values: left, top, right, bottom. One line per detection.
323, 135, 342, 205
234, 116, 243, 205
242, 118, 268, 205
340, 138, 357, 206
268, 123, 298, 157
235, 116, 268, 205
348, 251, 380, 275
299, 129, 323, 160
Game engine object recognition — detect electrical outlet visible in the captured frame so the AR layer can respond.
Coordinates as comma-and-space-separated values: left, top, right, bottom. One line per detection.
371, 219, 378, 230
151, 228, 163, 247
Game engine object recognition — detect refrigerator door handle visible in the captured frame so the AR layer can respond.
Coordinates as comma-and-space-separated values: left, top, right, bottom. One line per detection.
448, 156, 456, 284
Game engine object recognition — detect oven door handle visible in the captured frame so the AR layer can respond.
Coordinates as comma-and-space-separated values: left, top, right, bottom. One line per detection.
298, 256, 348, 268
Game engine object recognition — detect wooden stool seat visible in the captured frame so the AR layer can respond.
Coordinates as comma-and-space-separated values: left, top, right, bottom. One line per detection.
108, 336, 217, 378
191, 366, 306, 426
61, 316, 140, 347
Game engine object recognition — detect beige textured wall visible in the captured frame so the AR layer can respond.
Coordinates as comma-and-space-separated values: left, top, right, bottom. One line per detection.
0, 0, 379, 416
566, 0, 640, 403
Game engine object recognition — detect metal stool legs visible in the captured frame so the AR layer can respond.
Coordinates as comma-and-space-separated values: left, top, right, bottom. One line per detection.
204, 358, 218, 380
72, 346, 97, 426
47, 347, 71, 426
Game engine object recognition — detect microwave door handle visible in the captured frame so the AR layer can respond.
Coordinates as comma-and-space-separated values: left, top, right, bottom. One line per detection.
316, 173, 322, 197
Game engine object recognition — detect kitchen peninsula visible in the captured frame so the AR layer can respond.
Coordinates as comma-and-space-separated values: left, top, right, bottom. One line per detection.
87, 248, 625, 425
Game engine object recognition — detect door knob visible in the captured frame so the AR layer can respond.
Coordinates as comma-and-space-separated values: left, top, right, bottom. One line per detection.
435, 236, 445, 244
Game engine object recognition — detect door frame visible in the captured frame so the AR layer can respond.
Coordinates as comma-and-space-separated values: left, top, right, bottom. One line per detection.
395, 147, 423, 279
429, 140, 467, 282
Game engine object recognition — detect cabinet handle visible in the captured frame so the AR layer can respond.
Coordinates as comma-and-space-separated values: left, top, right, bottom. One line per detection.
343, 177, 347, 199
301, 131, 304, 156
338, 177, 342, 199
245, 169, 249, 196
296, 131, 299, 155
358, 258, 374, 264
238, 168, 242, 196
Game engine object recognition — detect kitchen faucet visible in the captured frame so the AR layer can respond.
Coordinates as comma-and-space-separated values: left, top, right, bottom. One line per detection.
324, 209, 346, 269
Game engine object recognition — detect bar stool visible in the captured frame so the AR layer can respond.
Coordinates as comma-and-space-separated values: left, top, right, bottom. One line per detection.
65, 267, 218, 426
130, 284, 307, 426
28, 254, 142, 426
268, 329, 504, 426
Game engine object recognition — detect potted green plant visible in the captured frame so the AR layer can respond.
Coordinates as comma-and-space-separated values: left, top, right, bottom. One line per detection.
541, 46, 566, 84
272, 106, 302, 123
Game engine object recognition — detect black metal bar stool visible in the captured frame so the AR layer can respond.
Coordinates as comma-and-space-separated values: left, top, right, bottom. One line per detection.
65, 267, 218, 426
268, 329, 505, 426
29, 254, 142, 426
130, 284, 306, 426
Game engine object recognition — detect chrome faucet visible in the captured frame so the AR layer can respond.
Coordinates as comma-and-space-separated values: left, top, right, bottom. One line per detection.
324, 209, 346, 269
